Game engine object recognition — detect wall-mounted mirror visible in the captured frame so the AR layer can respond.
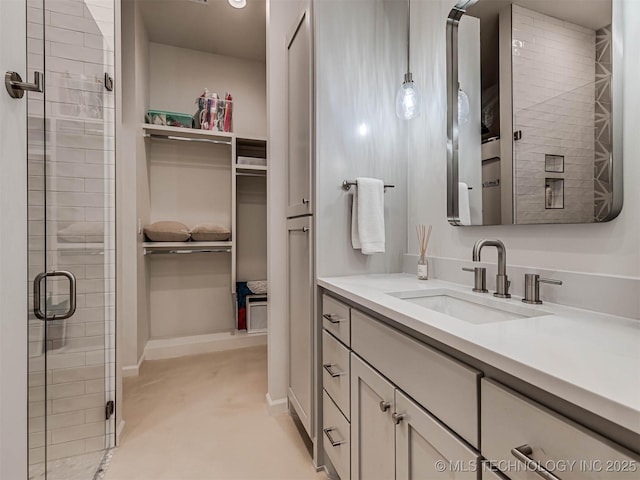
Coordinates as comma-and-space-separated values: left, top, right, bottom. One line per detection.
446, 0, 623, 225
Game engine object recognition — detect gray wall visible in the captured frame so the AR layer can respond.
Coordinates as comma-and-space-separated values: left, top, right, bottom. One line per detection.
408, 0, 640, 278
315, 0, 409, 277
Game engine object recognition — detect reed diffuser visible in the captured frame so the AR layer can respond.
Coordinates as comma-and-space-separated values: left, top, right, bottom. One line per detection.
416, 224, 432, 280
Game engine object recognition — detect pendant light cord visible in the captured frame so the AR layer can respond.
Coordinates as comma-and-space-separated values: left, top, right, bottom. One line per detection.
406, 0, 411, 75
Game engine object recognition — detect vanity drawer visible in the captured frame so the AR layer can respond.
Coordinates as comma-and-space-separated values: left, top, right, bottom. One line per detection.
322, 294, 351, 346
482, 378, 640, 480
322, 330, 350, 420
351, 309, 481, 448
323, 390, 350, 480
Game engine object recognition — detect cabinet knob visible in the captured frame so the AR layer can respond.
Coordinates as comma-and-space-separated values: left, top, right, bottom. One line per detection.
379, 401, 391, 412
302, 197, 310, 205
391, 412, 405, 425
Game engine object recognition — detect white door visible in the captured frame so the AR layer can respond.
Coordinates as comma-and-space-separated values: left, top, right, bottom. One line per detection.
0, 0, 29, 478
350, 353, 395, 480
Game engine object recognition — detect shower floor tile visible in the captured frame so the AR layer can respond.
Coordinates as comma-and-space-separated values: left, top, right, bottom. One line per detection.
29, 450, 107, 480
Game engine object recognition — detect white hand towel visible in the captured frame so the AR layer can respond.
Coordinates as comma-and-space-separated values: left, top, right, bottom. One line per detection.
351, 177, 385, 254
458, 182, 471, 226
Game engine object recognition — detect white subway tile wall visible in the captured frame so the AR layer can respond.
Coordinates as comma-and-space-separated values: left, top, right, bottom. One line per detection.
512, 5, 596, 224
26, 0, 115, 477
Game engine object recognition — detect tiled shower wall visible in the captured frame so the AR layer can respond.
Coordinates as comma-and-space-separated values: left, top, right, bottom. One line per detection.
512, 5, 596, 224
26, 0, 115, 473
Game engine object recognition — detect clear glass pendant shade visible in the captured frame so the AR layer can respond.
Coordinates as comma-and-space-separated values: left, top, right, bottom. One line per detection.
395, 74, 422, 120
458, 89, 470, 124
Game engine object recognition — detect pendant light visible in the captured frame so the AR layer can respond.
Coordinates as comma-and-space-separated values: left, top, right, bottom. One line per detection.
458, 87, 470, 125
395, 0, 421, 120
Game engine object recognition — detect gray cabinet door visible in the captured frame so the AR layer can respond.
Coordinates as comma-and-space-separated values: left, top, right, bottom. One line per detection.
351, 353, 395, 480
395, 390, 480, 480
286, 11, 312, 218
287, 216, 313, 435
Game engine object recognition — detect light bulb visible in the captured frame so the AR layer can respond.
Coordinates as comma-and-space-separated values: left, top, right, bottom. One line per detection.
358, 123, 369, 137
395, 74, 422, 120
228, 0, 246, 8
458, 89, 470, 125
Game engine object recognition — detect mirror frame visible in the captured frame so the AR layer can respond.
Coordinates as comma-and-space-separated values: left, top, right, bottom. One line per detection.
446, 0, 624, 226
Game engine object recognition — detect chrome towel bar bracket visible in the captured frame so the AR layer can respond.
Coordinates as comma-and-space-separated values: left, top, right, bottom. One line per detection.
342, 180, 395, 191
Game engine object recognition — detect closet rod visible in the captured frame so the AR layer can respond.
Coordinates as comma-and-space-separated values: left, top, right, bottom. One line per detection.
236, 172, 266, 178
144, 248, 232, 256
144, 133, 232, 146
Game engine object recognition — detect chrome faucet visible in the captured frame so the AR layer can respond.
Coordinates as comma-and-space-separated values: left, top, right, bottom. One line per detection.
472, 239, 511, 298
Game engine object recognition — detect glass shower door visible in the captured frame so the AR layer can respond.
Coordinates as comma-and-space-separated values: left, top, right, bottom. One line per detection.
27, 0, 116, 478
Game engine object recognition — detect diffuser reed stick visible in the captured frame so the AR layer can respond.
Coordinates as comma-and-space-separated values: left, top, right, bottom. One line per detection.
416, 224, 432, 280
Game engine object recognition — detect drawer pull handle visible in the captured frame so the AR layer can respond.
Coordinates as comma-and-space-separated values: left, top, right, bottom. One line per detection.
511, 445, 561, 480
323, 313, 344, 324
323, 363, 344, 377
379, 401, 391, 412
392, 412, 405, 425
323, 427, 345, 447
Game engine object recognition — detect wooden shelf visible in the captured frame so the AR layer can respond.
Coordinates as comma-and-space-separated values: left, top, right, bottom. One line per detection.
142, 124, 234, 143
144, 241, 232, 249
143, 241, 233, 255
235, 164, 267, 172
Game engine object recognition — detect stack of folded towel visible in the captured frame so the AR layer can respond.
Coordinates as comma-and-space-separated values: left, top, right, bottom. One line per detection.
351, 177, 386, 255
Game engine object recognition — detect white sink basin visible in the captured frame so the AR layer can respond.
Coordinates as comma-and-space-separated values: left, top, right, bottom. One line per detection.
388, 288, 549, 324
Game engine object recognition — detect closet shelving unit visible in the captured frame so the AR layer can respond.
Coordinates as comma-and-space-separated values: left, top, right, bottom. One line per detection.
142, 123, 267, 340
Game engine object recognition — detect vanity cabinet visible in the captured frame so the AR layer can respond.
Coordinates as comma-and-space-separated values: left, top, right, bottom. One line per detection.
319, 288, 640, 480
351, 309, 481, 448
350, 353, 480, 480
482, 378, 640, 480
321, 294, 353, 479
395, 390, 479, 480
350, 354, 395, 480
287, 216, 313, 435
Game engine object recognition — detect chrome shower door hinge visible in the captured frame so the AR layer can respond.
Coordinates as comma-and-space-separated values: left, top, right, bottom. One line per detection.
105, 400, 115, 420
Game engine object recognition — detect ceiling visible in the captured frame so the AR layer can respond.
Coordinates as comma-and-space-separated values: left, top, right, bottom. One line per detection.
138, 0, 266, 62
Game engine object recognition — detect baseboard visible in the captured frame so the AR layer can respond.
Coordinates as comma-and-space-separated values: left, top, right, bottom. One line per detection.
122, 353, 145, 378
265, 392, 288, 416
116, 420, 125, 445
144, 331, 267, 361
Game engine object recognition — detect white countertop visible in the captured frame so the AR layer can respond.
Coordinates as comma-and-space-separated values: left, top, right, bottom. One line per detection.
318, 274, 640, 435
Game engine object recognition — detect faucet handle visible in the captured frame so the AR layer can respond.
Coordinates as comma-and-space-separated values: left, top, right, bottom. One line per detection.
539, 278, 563, 286
462, 267, 489, 293
523, 274, 562, 304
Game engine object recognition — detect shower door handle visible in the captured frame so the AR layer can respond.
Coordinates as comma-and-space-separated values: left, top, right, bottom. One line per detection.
5, 71, 43, 99
33, 271, 77, 320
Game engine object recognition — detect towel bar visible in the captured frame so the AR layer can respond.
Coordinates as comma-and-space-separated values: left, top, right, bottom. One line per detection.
342, 180, 395, 191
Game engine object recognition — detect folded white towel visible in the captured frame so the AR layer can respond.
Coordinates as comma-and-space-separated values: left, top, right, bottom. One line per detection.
458, 182, 471, 226
351, 177, 385, 255
247, 280, 268, 294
